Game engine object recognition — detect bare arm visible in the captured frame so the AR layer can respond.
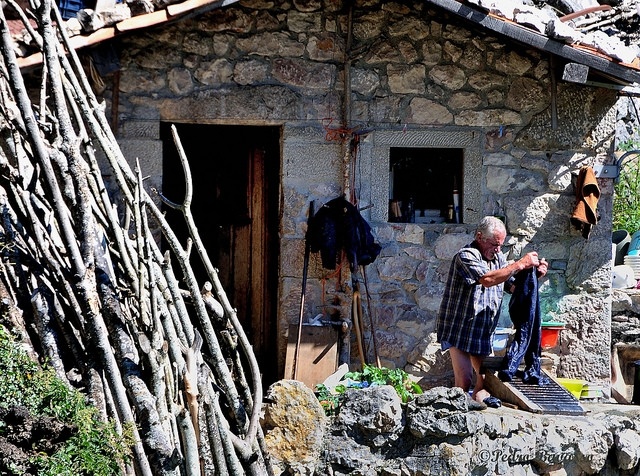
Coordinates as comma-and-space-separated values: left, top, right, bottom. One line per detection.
478, 252, 541, 288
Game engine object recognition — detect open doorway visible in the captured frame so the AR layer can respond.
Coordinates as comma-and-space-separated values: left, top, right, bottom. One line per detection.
160, 123, 281, 388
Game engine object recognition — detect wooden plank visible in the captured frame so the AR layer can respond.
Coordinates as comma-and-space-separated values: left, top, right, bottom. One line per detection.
232, 223, 250, 332
284, 324, 339, 389
17, 53, 44, 70
116, 10, 168, 32
68, 27, 116, 49
582, 81, 640, 96
485, 371, 544, 413
250, 147, 266, 354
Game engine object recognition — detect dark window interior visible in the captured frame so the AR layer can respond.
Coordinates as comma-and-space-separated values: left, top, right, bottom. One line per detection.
389, 147, 463, 224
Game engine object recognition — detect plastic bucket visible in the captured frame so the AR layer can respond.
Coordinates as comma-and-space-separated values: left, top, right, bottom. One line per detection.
613, 230, 630, 265
555, 378, 586, 398
541, 322, 565, 349
492, 327, 511, 351
541, 328, 563, 349
627, 230, 640, 256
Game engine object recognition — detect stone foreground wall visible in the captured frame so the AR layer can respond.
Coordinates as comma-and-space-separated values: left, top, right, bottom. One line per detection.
262, 380, 640, 476
112, 0, 619, 385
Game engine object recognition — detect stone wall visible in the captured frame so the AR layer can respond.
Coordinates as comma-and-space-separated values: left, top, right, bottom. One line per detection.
110, 0, 620, 386
262, 380, 640, 476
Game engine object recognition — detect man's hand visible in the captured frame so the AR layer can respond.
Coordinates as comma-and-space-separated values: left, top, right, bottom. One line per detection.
480, 252, 546, 288
518, 251, 540, 269
537, 258, 548, 278
518, 252, 548, 277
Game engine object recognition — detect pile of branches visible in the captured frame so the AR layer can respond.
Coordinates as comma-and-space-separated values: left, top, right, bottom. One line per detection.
0, 0, 272, 474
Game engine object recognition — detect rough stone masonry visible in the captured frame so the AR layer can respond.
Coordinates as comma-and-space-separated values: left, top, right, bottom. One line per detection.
111, 0, 634, 392
261, 380, 640, 476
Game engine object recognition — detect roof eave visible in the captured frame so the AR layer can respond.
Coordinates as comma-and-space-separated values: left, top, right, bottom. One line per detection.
425, 0, 640, 86
16, 0, 240, 70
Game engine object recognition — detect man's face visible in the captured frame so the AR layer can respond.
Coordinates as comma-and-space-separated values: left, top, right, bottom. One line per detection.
477, 230, 506, 260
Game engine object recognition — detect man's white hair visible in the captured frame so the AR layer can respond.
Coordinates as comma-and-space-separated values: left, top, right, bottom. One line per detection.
476, 216, 506, 238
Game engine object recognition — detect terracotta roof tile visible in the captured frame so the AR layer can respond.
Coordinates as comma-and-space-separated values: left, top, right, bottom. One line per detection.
13, 0, 237, 69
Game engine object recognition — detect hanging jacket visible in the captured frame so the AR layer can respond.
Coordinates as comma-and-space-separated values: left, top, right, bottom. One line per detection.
307, 196, 381, 271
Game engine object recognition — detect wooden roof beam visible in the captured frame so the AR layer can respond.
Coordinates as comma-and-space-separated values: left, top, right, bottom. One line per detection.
425, 0, 640, 85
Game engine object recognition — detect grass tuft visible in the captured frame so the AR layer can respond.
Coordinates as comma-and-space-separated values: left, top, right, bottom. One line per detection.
0, 326, 133, 475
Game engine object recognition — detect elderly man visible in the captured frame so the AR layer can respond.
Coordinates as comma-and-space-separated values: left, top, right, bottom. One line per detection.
436, 216, 547, 408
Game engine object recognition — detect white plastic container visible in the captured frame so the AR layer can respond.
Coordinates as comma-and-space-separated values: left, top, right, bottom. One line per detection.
492, 327, 512, 352
613, 265, 637, 288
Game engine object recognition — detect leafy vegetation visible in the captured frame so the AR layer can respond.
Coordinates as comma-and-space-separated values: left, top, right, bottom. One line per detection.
613, 134, 640, 234
314, 383, 342, 415
315, 365, 423, 415
345, 365, 423, 403
0, 326, 133, 475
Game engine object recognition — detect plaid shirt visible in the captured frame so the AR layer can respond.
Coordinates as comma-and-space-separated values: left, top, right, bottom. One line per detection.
436, 241, 509, 356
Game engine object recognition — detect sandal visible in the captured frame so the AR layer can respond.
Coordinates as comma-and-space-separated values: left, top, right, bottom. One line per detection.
497, 370, 513, 382
483, 396, 502, 408
466, 394, 487, 411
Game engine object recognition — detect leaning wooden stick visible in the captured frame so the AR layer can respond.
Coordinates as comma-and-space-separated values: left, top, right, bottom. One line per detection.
182, 330, 203, 445
293, 201, 314, 379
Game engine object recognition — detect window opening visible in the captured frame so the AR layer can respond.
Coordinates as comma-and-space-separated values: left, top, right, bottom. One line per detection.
388, 147, 463, 224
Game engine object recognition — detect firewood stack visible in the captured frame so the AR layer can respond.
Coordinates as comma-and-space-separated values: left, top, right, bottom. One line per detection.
0, 1, 272, 475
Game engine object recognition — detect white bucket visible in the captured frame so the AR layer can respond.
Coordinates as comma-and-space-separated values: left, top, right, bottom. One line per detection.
492, 327, 512, 351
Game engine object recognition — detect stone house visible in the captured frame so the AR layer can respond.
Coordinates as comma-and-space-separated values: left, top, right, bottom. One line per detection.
20, 0, 640, 392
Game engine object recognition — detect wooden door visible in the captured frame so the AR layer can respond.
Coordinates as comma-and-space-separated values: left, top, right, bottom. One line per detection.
219, 146, 270, 362
161, 124, 280, 387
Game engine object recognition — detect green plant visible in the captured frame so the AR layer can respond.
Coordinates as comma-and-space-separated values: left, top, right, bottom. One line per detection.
314, 383, 341, 415
0, 327, 133, 475
345, 365, 423, 403
34, 419, 134, 476
613, 134, 640, 233
314, 365, 423, 415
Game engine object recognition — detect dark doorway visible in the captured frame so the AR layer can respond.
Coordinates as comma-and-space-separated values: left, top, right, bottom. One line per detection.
160, 123, 281, 388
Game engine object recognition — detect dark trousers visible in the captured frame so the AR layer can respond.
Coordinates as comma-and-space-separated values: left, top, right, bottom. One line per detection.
498, 268, 548, 385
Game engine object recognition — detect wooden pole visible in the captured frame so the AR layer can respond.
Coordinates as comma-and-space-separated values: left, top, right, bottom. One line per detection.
293, 201, 314, 379
351, 282, 366, 370
362, 266, 381, 368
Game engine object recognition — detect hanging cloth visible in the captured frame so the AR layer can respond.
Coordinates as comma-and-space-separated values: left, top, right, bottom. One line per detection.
570, 165, 600, 239
498, 267, 548, 385
307, 196, 381, 271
